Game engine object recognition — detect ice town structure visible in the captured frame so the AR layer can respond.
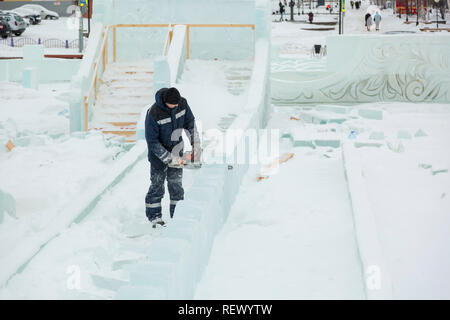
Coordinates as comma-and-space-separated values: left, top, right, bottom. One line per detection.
1, 0, 450, 299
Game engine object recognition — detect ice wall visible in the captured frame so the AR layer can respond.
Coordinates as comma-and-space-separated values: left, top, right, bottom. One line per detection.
93, 0, 255, 61
0, 47, 81, 83
272, 34, 450, 103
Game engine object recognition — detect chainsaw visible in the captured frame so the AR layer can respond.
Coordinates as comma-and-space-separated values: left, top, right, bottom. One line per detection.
168, 150, 202, 169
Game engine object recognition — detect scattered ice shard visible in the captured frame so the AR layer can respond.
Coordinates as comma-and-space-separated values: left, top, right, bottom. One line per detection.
397, 130, 412, 140
414, 129, 428, 137
358, 109, 383, 120
369, 131, 385, 140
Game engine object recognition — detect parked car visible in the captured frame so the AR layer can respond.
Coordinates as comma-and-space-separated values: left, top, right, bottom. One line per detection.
0, 16, 11, 39
0, 13, 27, 36
11, 8, 41, 25
19, 4, 59, 20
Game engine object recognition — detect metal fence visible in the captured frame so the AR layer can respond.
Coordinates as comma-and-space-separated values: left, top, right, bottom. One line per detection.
0, 38, 88, 49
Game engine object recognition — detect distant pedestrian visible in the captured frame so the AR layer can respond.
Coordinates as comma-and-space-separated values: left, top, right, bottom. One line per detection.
365, 13, 371, 26
308, 11, 314, 24
373, 12, 381, 31
279, 1, 285, 21
351, 1, 354, 9
366, 14, 373, 31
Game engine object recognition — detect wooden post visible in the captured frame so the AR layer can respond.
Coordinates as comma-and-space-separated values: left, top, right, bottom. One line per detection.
102, 43, 106, 70
105, 36, 108, 67
94, 75, 98, 99
186, 25, 190, 59
84, 97, 89, 132
113, 26, 117, 63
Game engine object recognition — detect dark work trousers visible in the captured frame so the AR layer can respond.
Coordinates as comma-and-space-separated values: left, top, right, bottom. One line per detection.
145, 165, 184, 221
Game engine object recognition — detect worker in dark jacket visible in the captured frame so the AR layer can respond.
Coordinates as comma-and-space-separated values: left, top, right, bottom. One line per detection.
145, 87, 200, 228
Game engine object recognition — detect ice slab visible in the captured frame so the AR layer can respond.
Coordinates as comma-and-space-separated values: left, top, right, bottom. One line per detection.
300, 110, 348, 124
0, 189, 17, 224
414, 129, 428, 138
358, 109, 383, 120
22, 68, 39, 90
397, 130, 412, 140
432, 169, 448, 176
314, 139, 341, 148
387, 140, 405, 153
369, 131, 385, 140
127, 262, 173, 294
115, 285, 167, 300
354, 141, 383, 148
418, 163, 432, 170
90, 274, 128, 292
316, 105, 352, 114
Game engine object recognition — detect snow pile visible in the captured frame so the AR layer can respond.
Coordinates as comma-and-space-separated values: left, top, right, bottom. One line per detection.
0, 81, 69, 140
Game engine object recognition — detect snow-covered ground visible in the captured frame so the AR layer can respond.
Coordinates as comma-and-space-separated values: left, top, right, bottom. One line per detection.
347, 103, 450, 299
195, 116, 366, 299
0, 158, 196, 299
0, 81, 138, 292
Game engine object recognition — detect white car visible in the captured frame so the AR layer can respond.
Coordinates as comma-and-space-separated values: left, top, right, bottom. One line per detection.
19, 4, 59, 20
0, 13, 27, 36
10, 8, 41, 25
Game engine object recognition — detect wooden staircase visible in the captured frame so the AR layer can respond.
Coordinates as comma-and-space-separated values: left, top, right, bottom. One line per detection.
90, 62, 154, 143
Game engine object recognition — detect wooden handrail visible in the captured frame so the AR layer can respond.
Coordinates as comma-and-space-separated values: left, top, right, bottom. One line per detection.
83, 26, 110, 131
0, 55, 84, 60
163, 24, 173, 56
114, 24, 170, 28
113, 23, 255, 29
187, 24, 255, 29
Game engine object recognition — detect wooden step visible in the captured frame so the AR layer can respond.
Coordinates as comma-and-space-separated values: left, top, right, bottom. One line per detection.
107, 121, 137, 127
102, 112, 141, 116
101, 130, 136, 137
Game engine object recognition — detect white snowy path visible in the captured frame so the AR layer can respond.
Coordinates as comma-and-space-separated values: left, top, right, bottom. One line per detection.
195, 144, 366, 299
0, 158, 195, 299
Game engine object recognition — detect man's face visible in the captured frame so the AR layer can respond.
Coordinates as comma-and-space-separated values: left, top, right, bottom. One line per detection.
166, 103, 178, 109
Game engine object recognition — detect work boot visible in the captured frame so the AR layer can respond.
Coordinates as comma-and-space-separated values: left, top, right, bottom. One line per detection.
151, 217, 166, 228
